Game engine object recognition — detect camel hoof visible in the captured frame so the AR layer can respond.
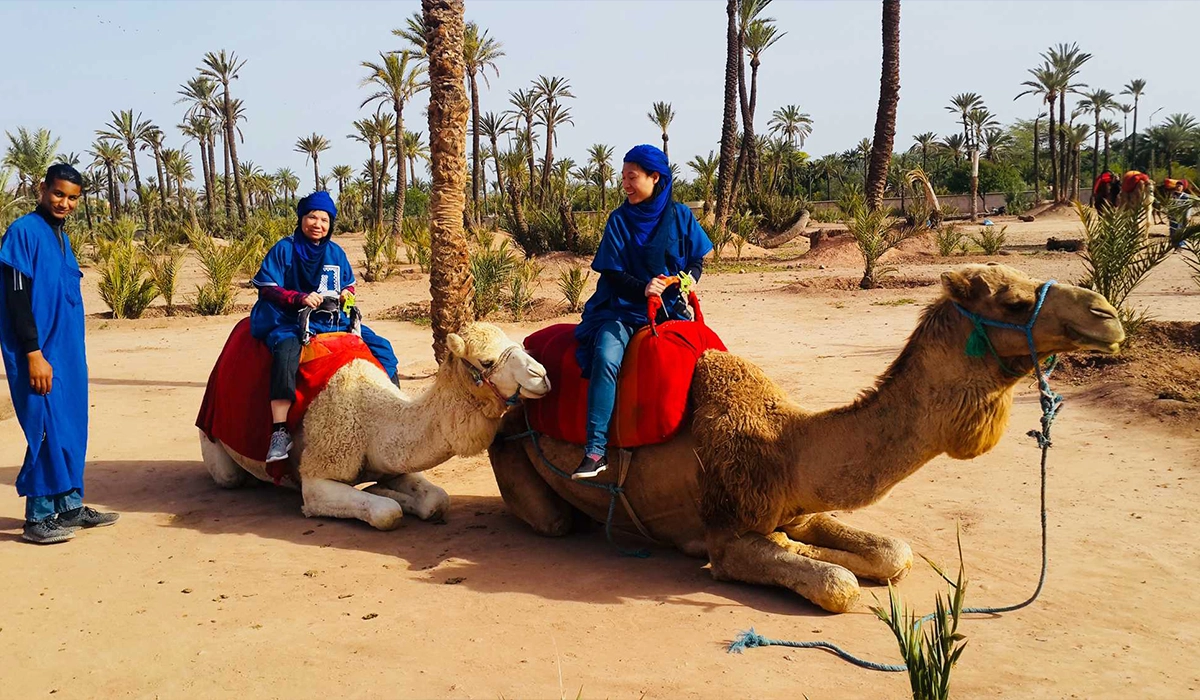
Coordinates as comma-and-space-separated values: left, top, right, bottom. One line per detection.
814, 567, 861, 613
418, 493, 451, 522
370, 503, 405, 531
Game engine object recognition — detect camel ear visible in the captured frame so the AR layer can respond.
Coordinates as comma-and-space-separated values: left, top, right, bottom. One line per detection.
941, 270, 993, 303
446, 333, 467, 358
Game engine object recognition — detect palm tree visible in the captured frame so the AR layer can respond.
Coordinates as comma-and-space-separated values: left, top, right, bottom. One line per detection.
814, 154, 842, 200
946, 93, 984, 148
714, 0, 741, 236
97, 109, 154, 225
587, 143, 614, 210
330, 165, 354, 196
743, 16, 784, 187
294, 133, 330, 190
164, 149, 193, 209
532, 75, 574, 204
402, 131, 430, 187
361, 51, 428, 233
88, 138, 125, 219
1122, 79, 1147, 166
422, 0, 472, 361
463, 22, 504, 209
199, 50, 250, 221
939, 133, 965, 165
687, 150, 719, 218
349, 116, 384, 226
1080, 88, 1116, 186
1160, 113, 1197, 177
392, 11, 428, 56
966, 107, 998, 218
909, 132, 937, 173
1017, 63, 1059, 202
274, 167, 299, 208
506, 88, 542, 199
175, 76, 221, 217
1096, 119, 1121, 172
647, 102, 675, 159
1048, 43, 1092, 202
767, 105, 813, 148
1030, 112, 1047, 203
864, 0, 900, 212
479, 111, 512, 206
141, 126, 168, 202
3, 127, 60, 198
731, 0, 771, 202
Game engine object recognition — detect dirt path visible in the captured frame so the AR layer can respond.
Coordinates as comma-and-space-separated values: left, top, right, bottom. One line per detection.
2, 220, 1198, 699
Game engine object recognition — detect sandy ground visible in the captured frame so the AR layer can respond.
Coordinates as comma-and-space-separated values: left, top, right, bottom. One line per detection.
1, 214, 1198, 699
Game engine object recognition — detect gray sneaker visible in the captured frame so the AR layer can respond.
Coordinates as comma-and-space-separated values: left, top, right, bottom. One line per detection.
22, 518, 75, 544
57, 506, 119, 530
266, 428, 293, 463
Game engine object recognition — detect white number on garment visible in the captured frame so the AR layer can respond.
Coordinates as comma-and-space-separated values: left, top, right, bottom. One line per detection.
316, 265, 341, 295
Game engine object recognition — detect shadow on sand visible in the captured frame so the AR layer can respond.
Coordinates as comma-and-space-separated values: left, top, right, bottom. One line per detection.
0, 460, 853, 617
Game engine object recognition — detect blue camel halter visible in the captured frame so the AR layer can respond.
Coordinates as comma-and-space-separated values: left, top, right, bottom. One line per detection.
952, 279, 1062, 448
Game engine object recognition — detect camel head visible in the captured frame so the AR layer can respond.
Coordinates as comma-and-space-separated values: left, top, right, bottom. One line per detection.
940, 263, 1125, 361
446, 323, 551, 405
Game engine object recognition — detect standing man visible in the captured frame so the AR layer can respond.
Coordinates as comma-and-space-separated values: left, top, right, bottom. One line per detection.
0, 163, 118, 544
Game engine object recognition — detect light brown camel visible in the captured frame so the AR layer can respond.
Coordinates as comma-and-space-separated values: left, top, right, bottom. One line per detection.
1117, 170, 1154, 232
201, 323, 550, 530
488, 264, 1124, 612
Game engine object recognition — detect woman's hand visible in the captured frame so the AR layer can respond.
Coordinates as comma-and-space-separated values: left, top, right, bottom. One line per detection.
303, 292, 323, 308
27, 350, 52, 395
644, 276, 669, 298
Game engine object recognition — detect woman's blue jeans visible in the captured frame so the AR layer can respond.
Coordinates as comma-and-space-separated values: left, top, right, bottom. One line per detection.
584, 321, 634, 457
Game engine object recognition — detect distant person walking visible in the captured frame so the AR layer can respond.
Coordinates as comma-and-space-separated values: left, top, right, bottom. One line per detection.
0, 164, 118, 544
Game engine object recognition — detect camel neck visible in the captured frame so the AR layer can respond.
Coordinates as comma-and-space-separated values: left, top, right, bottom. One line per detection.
790, 302, 1023, 512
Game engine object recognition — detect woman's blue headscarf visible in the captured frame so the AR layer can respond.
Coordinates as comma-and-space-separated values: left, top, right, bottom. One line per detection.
616, 144, 673, 246
292, 191, 338, 291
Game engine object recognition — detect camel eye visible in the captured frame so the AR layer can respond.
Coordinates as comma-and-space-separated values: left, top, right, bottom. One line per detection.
480, 359, 495, 369
1003, 299, 1032, 313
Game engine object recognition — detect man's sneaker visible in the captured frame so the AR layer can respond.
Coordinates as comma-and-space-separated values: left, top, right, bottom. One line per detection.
56, 506, 120, 530
266, 428, 293, 462
22, 518, 75, 544
571, 454, 608, 480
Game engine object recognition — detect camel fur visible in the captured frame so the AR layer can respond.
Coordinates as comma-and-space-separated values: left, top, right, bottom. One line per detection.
200, 323, 549, 530
488, 264, 1125, 612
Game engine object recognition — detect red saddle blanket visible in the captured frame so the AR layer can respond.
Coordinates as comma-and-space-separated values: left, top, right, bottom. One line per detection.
195, 317, 383, 465
524, 298, 726, 449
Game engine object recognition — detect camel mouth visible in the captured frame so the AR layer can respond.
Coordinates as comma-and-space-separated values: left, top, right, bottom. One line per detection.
518, 377, 552, 399
1065, 324, 1124, 354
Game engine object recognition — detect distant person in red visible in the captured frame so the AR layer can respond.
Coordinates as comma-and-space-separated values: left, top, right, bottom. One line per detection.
1091, 170, 1118, 211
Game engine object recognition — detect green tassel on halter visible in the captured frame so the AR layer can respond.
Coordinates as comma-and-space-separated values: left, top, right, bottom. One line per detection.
965, 320, 991, 358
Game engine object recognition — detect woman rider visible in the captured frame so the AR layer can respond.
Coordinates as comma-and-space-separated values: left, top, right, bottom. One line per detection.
250, 191, 400, 463
571, 144, 713, 480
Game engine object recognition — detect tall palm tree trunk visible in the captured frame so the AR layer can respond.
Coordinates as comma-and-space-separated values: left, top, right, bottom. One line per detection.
1047, 98, 1059, 203
747, 59, 763, 187
206, 134, 218, 219
731, 25, 752, 203
1058, 96, 1068, 203
222, 93, 248, 222
489, 133, 505, 205
393, 100, 407, 236
713, 0, 741, 236
1032, 117, 1041, 203
524, 117, 535, 200
221, 132, 233, 219
539, 125, 555, 206
367, 143, 379, 228
1130, 98, 1139, 166
1092, 114, 1101, 187
312, 156, 320, 191
469, 72, 482, 209
1103, 133, 1111, 171
126, 140, 148, 227
153, 148, 166, 202
864, 0, 900, 212
423, 0, 473, 362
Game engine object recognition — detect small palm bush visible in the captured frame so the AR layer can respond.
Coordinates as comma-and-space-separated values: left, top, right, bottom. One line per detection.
1076, 202, 1200, 332
98, 240, 159, 319
970, 225, 1007, 255
849, 207, 919, 289
470, 240, 518, 320
95, 217, 139, 263
401, 216, 431, 273
933, 224, 965, 257
557, 264, 591, 313
189, 231, 256, 316
870, 533, 970, 700
703, 219, 736, 264
362, 225, 398, 282
745, 190, 807, 233
730, 210, 761, 261
147, 246, 187, 316
507, 259, 543, 320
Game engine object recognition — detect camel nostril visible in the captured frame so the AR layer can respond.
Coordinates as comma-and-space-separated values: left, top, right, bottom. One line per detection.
1090, 307, 1117, 320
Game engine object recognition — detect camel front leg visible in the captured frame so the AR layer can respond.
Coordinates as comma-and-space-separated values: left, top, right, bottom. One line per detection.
779, 514, 913, 584
365, 473, 450, 521
301, 478, 404, 531
486, 415, 576, 537
707, 530, 860, 613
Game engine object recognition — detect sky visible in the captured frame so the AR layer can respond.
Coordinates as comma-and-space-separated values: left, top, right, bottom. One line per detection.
3, 0, 1199, 189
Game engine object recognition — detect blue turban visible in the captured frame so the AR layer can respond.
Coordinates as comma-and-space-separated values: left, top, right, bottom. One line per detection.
293, 191, 339, 290
619, 144, 673, 246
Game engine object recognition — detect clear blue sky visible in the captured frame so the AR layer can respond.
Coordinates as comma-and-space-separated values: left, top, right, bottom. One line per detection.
2, 0, 1198, 187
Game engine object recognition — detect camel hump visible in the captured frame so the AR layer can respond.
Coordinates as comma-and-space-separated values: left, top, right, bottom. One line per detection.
692, 350, 790, 415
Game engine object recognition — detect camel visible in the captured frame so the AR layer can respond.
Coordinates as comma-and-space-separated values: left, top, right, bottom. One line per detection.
200, 323, 550, 530
1118, 170, 1154, 231
488, 264, 1125, 612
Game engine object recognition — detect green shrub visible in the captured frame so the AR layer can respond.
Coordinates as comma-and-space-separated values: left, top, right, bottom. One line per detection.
934, 224, 965, 257
849, 207, 918, 289
97, 240, 159, 319
147, 247, 187, 315
470, 240, 518, 319
810, 207, 842, 224
189, 231, 256, 316
745, 190, 807, 233
362, 225, 398, 282
507, 259, 543, 320
400, 217, 431, 273
970, 225, 1007, 255
557, 264, 591, 313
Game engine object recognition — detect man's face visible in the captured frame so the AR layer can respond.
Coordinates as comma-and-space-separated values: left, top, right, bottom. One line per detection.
38, 179, 82, 219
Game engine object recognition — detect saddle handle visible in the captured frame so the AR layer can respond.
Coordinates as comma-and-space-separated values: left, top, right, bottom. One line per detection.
646, 278, 702, 337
